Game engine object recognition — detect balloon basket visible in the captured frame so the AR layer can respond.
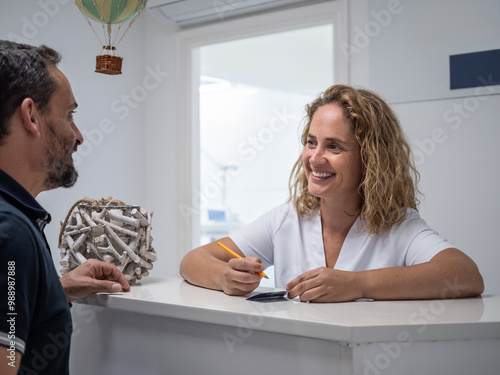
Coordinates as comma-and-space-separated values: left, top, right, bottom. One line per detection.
95, 55, 123, 75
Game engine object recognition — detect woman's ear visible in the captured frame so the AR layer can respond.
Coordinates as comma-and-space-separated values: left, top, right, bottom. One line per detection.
19, 97, 42, 139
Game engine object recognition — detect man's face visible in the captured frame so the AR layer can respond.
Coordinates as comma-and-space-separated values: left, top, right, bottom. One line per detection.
40, 67, 83, 190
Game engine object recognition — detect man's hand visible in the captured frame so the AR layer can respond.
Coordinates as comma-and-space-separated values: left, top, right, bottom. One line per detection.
60, 259, 131, 303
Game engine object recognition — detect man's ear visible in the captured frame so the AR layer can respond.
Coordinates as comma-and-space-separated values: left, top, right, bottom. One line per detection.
19, 98, 42, 139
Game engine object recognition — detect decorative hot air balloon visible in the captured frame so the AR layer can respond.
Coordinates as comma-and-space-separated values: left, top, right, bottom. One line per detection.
74, 0, 148, 75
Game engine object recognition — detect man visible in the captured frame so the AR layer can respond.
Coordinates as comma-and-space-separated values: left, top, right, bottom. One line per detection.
0, 41, 130, 374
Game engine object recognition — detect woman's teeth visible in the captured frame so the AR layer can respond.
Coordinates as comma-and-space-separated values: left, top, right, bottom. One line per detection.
312, 171, 333, 178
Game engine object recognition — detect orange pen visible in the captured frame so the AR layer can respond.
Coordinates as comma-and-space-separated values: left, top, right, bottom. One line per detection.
217, 242, 268, 279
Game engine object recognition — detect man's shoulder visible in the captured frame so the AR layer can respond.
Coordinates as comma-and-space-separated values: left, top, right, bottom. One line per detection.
0, 195, 41, 244
0, 197, 45, 277
0, 194, 35, 223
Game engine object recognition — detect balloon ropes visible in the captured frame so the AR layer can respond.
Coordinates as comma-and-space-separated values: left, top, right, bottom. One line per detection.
74, 0, 148, 75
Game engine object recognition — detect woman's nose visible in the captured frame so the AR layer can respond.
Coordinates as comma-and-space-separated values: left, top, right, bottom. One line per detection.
310, 147, 326, 165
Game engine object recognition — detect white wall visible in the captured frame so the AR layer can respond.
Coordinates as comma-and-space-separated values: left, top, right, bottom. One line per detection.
0, 1, 177, 276
349, 0, 500, 295
141, 9, 179, 276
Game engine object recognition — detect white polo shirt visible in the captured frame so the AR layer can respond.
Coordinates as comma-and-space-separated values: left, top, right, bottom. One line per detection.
231, 203, 452, 288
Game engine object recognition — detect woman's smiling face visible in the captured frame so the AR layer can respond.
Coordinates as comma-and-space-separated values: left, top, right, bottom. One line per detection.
302, 103, 363, 206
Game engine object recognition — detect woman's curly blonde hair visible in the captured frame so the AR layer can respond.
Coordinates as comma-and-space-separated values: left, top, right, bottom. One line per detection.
289, 85, 420, 234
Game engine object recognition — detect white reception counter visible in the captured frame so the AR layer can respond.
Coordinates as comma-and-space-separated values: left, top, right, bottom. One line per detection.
69, 277, 500, 374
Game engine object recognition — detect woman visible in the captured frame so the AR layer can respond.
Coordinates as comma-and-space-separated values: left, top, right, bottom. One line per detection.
180, 85, 484, 302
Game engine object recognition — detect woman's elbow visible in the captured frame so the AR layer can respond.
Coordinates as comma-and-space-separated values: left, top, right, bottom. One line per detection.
468, 269, 485, 297
179, 251, 193, 280
434, 249, 484, 298
452, 263, 484, 298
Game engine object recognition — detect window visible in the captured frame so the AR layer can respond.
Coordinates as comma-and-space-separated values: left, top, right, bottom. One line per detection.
176, 1, 348, 284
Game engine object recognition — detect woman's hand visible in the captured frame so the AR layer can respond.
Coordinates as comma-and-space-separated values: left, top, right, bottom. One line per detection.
286, 249, 484, 303
286, 267, 363, 302
219, 257, 265, 296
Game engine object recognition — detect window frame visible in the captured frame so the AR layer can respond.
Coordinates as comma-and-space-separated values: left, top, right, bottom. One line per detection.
174, 0, 349, 254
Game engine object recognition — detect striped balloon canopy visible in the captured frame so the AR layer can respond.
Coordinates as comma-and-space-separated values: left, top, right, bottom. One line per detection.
74, 0, 147, 25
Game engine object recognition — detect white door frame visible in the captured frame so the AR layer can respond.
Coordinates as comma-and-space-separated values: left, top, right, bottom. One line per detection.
174, 0, 349, 256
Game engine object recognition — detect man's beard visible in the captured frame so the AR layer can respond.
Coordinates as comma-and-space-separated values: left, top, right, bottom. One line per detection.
46, 157, 78, 189
44, 125, 79, 190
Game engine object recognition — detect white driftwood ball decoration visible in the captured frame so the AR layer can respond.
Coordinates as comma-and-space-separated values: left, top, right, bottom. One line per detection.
58, 198, 156, 283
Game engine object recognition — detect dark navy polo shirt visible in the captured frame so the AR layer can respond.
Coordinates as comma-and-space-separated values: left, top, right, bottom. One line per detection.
0, 169, 72, 375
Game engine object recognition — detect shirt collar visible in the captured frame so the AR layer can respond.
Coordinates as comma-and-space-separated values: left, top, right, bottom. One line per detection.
0, 169, 51, 230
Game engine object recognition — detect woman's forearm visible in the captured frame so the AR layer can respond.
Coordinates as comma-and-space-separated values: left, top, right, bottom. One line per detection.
359, 248, 484, 301
179, 248, 226, 290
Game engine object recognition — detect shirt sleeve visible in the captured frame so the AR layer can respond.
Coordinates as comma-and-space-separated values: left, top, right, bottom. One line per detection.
404, 215, 454, 266
0, 213, 40, 354
230, 204, 292, 268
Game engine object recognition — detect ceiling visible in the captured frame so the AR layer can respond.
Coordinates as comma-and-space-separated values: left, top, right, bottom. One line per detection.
147, 0, 331, 27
